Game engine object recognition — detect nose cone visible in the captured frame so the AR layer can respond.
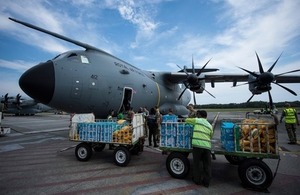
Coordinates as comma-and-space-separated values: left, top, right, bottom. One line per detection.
19, 61, 55, 104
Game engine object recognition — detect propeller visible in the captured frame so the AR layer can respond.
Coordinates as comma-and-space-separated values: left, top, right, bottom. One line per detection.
177, 57, 215, 105
236, 52, 300, 105
1, 93, 9, 110
14, 94, 22, 110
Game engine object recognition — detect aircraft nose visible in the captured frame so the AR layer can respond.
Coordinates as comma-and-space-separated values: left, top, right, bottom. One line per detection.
19, 60, 55, 104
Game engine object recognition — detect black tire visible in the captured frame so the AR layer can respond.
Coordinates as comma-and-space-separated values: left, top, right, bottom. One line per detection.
238, 158, 273, 190
183, 152, 189, 158
225, 155, 246, 165
130, 144, 140, 155
166, 152, 190, 179
131, 139, 144, 155
75, 142, 93, 161
113, 146, 131, 167
93, 143, 106, 152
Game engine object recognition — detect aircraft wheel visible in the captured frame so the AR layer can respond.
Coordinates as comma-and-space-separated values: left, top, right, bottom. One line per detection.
166, 152, 190, 179
238, 158, 273, 190
75, 142, 93, 161
93, 143, 106, 152
113, 146, 131, 167
225, 155, 246, 165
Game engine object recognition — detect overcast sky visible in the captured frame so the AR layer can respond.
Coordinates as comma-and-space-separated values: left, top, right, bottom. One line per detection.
0, 0, 299, 105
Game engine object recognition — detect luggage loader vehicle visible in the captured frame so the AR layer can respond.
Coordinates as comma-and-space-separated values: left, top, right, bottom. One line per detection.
69, 113, 146, 167
159, 114, 280, 191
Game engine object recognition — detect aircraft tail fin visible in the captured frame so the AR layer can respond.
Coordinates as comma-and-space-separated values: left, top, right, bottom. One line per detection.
9, 17, 106, 53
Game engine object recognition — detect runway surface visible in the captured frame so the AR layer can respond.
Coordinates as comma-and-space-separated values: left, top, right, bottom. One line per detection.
0, 112, 299, 195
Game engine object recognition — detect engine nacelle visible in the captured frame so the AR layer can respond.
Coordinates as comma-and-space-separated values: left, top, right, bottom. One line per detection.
190, 80, 205, 93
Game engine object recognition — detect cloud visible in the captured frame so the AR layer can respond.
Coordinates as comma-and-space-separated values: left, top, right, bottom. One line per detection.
164, 0, 300, 74
105, 0, 159, 48
0, 59, 34, 72
0, 0, 299, 104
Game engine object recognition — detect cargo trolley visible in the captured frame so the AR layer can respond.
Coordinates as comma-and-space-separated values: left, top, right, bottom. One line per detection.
69, 113, 146, 167
159, 115, 280, 191
0, 112, 11, 136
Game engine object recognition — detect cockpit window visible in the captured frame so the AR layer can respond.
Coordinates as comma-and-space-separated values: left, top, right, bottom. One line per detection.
52, 52, 89, 64
81, 55, 89, 64
52, 52, 68, 60
52, 54, 60, 60
68, 53, 78, 58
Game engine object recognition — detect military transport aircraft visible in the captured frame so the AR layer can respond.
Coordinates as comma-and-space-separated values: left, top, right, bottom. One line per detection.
8, 17, 300, 118
1, 93, 52, 115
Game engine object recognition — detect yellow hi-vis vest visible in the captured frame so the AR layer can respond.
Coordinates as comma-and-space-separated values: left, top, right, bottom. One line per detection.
284, 108, 297, 124
185, 118, 213, 150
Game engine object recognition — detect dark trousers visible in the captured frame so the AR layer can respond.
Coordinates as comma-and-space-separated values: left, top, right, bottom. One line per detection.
192, 147, 211, 185
285, 123, 297, 143
148, 127, 157, 146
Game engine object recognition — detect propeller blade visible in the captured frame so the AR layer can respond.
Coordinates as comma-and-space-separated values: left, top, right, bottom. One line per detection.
255, 52, 264, 73
275, 69, 300, 78
193, 92, 196, 105
3, 93, 9, 103
176, 64, 189, 75
196, 59, 211, 77
178, 87, 188, 100
201, 87, 216, 98
273, 82, 297, 96
268, 90, 273, 109
192, 56, 195, 74
267, 52, 282, 72
237, 66, 259, 78
247, 94, 255, 103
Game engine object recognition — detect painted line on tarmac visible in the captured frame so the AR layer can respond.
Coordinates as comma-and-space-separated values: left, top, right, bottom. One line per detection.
7, 127, 69, 136
212, 112, 220, 129
59, 145, 76, 152
23, 127, 69, 134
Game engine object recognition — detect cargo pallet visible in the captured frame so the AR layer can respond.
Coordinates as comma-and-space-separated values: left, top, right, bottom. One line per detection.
69, 113, 146, 167
159, 114, 280, 191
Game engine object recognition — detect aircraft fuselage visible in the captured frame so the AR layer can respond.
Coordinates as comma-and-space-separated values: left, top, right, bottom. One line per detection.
19, 50, 191, 118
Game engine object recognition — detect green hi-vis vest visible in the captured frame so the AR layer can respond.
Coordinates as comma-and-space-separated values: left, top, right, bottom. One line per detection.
284, 108, 297, 124
185, 118, 213, 150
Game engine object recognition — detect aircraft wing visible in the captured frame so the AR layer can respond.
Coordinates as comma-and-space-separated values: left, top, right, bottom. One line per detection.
204, 74, 300, 84
273, 75, 300, 83
164, 73, 300, 85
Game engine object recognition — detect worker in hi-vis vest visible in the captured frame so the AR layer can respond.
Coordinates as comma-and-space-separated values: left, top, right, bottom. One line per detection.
280, 103, 299, 144
185, 110, 213, 187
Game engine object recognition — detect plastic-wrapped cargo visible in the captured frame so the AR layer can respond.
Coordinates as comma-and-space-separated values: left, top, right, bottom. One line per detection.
162, 115, 178, 122
72, 113, 95, 122
69, 113, 145, 145
221, 121, 235, 151
69, 113, 96, 140
160, 122, 193, 149
77, 122, 116, 142
238, 118, 277, 154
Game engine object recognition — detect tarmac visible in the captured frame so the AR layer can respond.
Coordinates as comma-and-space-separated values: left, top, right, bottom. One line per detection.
0, 111, 299, 195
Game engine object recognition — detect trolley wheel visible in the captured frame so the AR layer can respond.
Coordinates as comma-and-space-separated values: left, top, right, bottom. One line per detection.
238, 158, 273, 190
75, 142, 93, 161
225, 155, 246, 165
113, 146, 131, 167
166, 152, 190, 179
93, 143, 106, 152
